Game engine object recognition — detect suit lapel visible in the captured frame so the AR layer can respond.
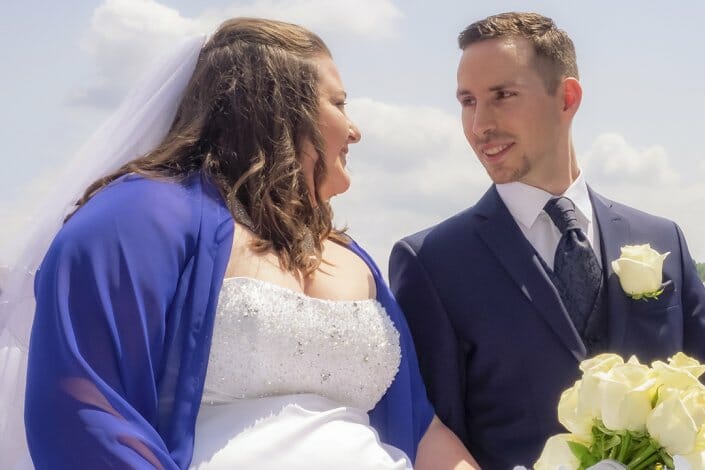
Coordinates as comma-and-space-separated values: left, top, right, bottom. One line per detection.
475, 187, 586, 361
589, 188, 631, 349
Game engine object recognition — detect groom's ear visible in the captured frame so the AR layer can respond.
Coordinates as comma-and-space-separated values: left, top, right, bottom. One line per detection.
560, 77, 582, 118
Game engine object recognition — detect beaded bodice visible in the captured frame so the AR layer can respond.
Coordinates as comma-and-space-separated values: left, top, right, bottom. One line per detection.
202, 277, 401, 411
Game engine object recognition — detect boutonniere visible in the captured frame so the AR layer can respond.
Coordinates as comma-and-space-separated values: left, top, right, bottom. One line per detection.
611, 244, 670, 300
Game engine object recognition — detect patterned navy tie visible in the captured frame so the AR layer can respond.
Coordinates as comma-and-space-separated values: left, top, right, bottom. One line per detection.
543, 197, 602, 336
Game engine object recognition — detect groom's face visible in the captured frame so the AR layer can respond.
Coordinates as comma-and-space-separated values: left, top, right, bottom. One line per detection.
457, 37, 566, 188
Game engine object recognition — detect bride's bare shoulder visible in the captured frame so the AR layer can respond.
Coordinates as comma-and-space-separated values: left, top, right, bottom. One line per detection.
305, 239, 375, 302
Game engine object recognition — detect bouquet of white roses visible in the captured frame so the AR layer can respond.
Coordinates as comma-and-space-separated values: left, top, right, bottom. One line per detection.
535, 353, 705, 470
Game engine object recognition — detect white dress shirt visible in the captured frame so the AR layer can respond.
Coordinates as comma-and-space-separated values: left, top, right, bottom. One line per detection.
495, 172, 602, 270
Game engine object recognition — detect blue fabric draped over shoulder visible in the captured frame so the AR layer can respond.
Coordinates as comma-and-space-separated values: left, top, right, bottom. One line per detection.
26, 172, 234, 469
26, 172, 434, 469
355, 241, 435, 462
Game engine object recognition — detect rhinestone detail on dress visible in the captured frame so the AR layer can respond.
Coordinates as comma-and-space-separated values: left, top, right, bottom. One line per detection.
202, 277, 401, 411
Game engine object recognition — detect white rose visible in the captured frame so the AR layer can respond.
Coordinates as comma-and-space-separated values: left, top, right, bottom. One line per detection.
558, 380, 594, 440
610, 244, 669, 298
580, 354, 626, 375
652, 359, 705, 396
647, 389, 701, 455
677, 425, 705, 469
578, 354, 625, 419
676, 430, 705, 470
667, 353, 705, 380
682, 388, 705, 429
595, 357, 657, 431
534, 434, 582, 470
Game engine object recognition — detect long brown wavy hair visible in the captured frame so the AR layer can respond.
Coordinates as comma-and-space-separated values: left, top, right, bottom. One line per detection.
72, 17, 346, 276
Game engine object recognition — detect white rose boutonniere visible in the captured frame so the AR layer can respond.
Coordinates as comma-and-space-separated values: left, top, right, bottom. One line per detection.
610, 244, 670, 300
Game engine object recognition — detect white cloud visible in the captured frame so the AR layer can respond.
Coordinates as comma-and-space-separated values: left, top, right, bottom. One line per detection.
206, 0, 402, 39
2, 98, 478, 275
70, 0, 402, 107
580, 133, 705, 262
0, 171, 59, 269
581, 132, 679, 185
332, 98, 489, 272
6, 103, 704, 278
70, 0, 201, 106
589, 179, 705, 263
333, 120, 705, 271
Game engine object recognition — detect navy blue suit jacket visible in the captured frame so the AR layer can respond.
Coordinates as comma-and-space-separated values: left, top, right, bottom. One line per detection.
389, 185, 705, 469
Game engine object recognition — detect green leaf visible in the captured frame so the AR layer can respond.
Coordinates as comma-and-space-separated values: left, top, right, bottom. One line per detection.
651, 385, 662, 408
608, 445, 618, 460
659, 449, 674, 470
594, 420, 613, 435
627, 288, 665, 301
623, 437, 650, 463
626, 443, 657, 468
568, 441, 598, 468
629, 451, 660, 470
568, 441, 591, 460
604, 434, 622, 450
617, 432, 632, 462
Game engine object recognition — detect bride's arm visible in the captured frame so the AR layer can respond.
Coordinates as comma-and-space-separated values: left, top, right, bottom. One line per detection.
25, 180, 196, 469
416, 416, 481, 470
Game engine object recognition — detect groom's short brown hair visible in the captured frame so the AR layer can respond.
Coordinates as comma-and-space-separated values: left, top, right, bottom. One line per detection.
458, 12, 578, 94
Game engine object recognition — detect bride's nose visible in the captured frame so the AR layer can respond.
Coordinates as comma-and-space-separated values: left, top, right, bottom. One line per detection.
348, 120, 361, 143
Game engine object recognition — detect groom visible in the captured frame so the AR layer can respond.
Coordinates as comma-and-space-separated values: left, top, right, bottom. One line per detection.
389, 12, 705, 469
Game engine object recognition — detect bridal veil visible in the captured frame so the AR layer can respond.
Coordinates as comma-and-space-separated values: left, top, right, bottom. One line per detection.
0, 34, 207, 469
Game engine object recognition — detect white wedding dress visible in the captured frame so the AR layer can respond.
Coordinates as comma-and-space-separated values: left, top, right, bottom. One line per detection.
189, 277, 412, 469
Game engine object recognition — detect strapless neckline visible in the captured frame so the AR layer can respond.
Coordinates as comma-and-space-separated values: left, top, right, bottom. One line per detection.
221, 276, 377, 305
191, 272, 409, 469
202, 275, 400, 410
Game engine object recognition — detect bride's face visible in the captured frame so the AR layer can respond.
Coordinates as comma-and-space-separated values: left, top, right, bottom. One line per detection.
301, 55, 361, 202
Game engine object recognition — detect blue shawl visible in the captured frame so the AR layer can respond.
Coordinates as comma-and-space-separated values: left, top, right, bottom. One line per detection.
25, 172, 433, 469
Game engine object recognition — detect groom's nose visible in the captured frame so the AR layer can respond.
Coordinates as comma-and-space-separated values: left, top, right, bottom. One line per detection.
472, 102, 497, 137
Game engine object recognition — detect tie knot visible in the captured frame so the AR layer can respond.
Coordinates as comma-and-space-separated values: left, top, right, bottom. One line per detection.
544, 197, 580, 234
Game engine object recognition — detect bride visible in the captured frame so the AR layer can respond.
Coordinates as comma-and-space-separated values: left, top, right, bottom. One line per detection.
2, 17, 478, 469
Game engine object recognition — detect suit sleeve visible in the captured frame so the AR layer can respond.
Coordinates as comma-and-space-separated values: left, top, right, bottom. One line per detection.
389, 239, 469, 443
25, 181, 195, 470
675, 223, 705, 358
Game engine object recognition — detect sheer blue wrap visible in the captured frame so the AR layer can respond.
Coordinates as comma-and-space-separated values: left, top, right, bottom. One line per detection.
25, 172, 433, 468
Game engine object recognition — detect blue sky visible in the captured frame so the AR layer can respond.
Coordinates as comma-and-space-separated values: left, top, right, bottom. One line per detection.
2, 0, 705, 269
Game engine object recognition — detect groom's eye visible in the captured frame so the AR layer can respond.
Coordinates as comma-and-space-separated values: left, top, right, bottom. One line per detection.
496, 90, 516, 100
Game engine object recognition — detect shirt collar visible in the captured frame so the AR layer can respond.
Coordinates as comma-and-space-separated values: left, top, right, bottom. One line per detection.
495, 171, 593, 231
